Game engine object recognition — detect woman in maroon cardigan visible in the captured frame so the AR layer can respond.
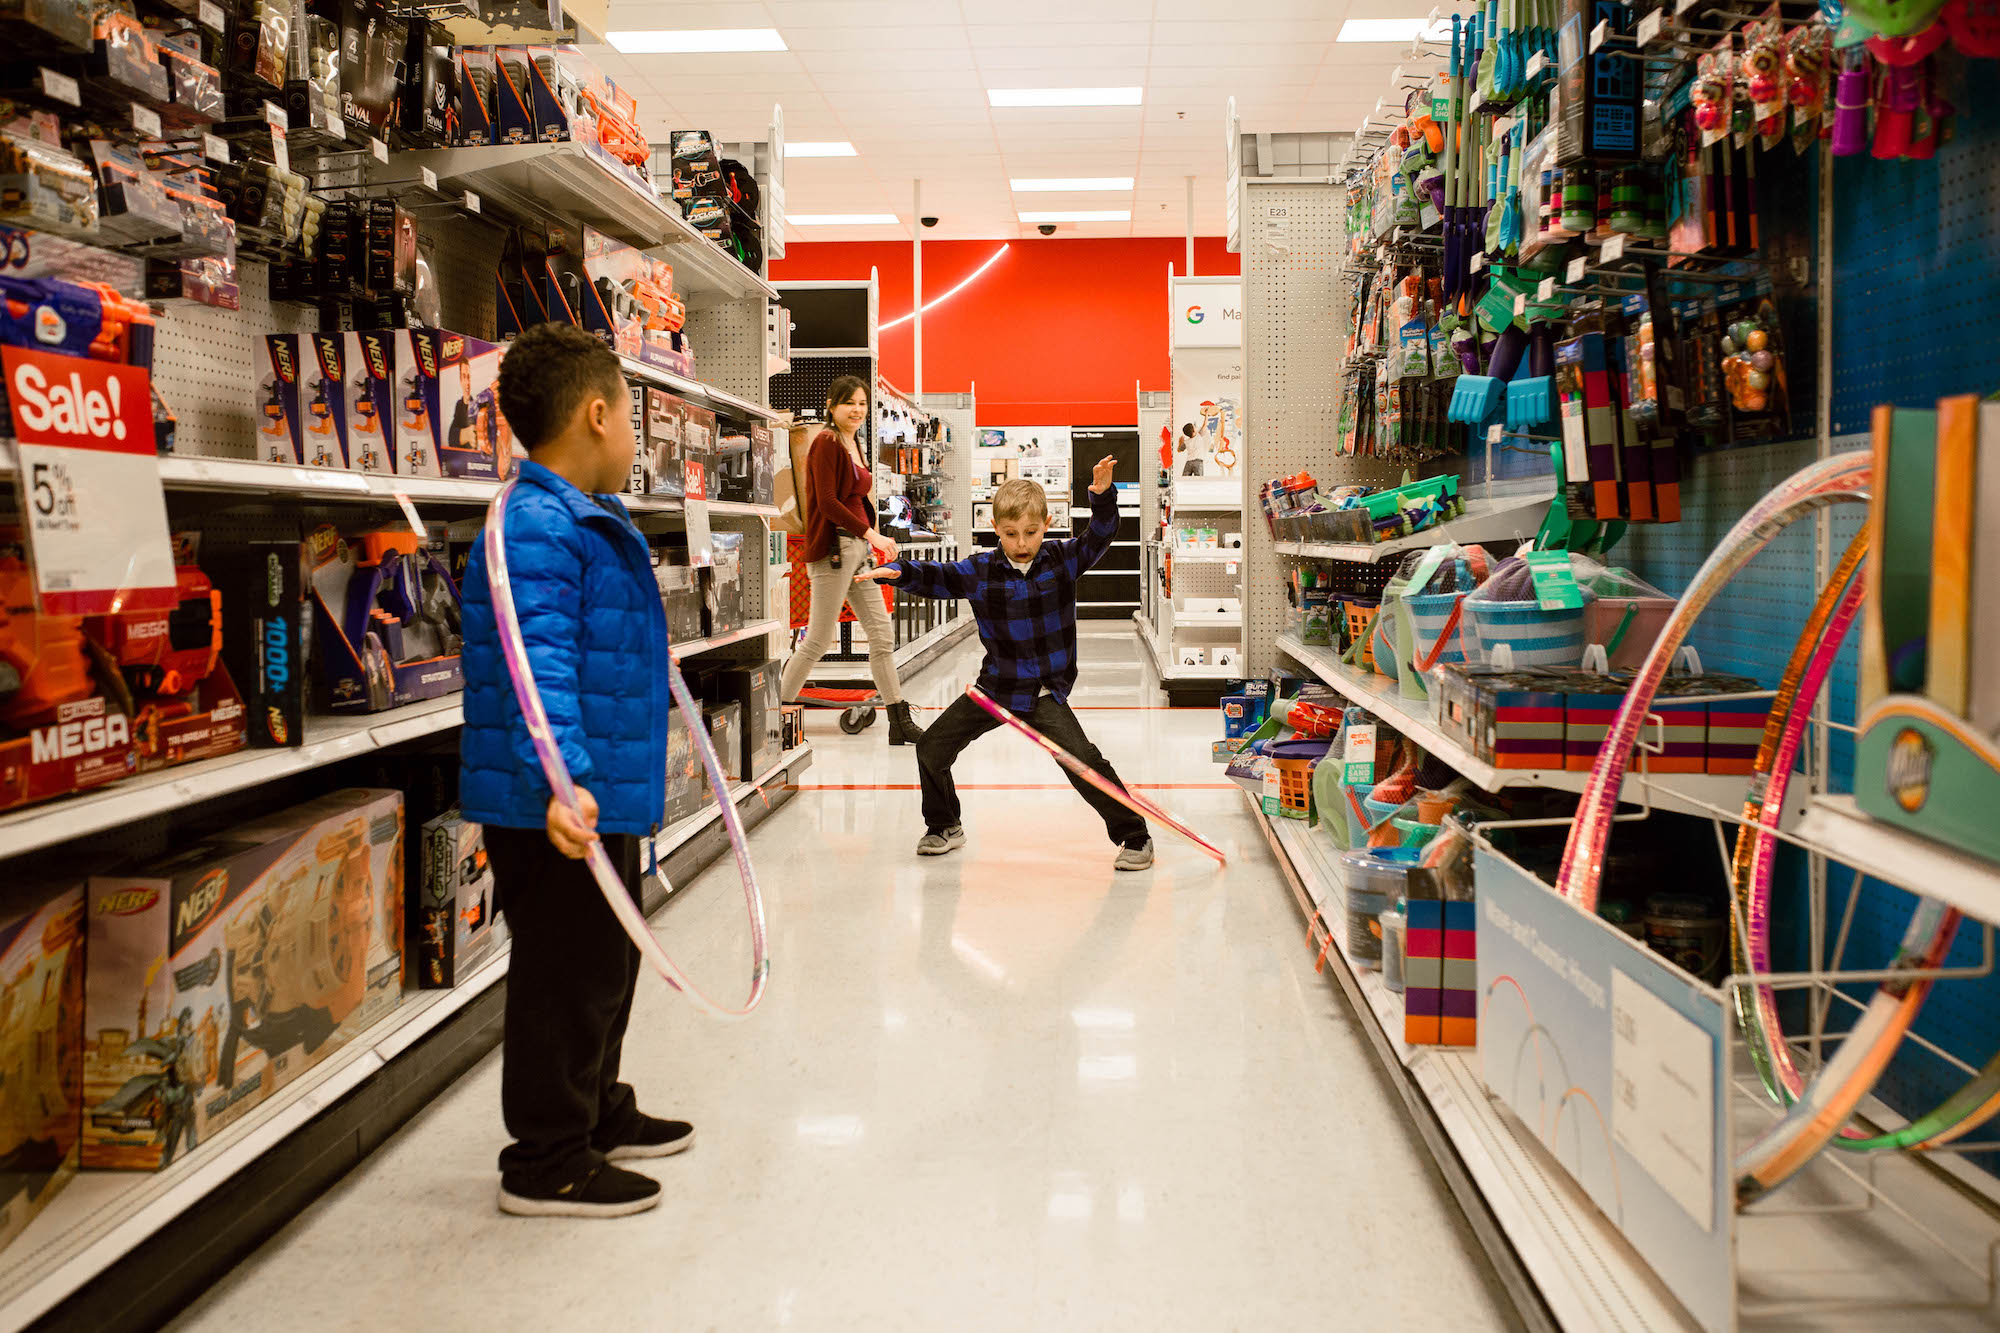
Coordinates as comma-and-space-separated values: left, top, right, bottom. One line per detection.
778, 375, 923, 744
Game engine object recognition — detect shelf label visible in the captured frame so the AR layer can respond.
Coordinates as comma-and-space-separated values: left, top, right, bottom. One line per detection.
1589, 18, 1610, 51
198, 0, 224, 30
1637, 10, 1664, 45
464, 191, 481, 213
1343, 723, 1378, 784
1526, 51, 1549, 79
203, 133, 229, 164
1470, 252, 1487, 273
1676, 0, 1699, 14
1513, 292, 1527, 318
1602, 232, 1627, 262
1568, 255, 1587, 283
264, 101, 288, 130
2, 347, 177, 616
420, 166, 438, 191
370, 136, 388, 164
390, 488, 425, 540
131, 104, 162, 139
1612, 971, 1717, 1230
1488, 423, 1505, 445
1537, 276, 1557, 302
39, 68, 80, 107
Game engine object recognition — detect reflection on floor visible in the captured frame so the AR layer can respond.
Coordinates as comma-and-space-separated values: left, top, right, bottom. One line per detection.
171, 632, 1516, 1331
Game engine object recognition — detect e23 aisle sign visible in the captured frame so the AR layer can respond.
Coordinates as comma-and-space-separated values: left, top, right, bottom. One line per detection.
4, 345, 176, 615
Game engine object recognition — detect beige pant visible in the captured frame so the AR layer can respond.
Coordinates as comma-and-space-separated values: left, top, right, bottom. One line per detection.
780, 535, 904, 705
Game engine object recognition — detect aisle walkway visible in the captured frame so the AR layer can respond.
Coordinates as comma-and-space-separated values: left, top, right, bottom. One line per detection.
174, 631, 1515, 1331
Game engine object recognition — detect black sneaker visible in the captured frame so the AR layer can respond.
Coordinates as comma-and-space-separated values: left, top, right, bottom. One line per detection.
498, 1162, 662, 1218
599, 1114, 695, 1162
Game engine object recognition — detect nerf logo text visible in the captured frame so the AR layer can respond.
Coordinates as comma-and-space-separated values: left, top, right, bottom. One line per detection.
176, 868, 227, 938
30, 709, 130, 763
97, 887, 160, 916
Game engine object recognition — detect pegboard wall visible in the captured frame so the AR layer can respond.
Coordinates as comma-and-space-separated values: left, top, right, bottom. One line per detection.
685, 298, 769, 407
922, 392, 976, 549
771, 354, 874, 463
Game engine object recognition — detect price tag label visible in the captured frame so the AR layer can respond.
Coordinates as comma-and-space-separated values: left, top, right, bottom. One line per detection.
39, 68, 80, 107
1, 348, 177, 616
1525, 549, 1586, 610
202, 133, 229, 163
1470, 252, 1487, 273
198, 0, 224, 30
370, 137, 388, 164
420, 166, 438, 191
1343, 723, 1378, 785
1602, 233, 1627, 262
1488, 423, 1505, 445
1638, 10, 1664, 45
1513, 292, 1527, 318
1538, 276, 1557, 301
1677, 0, 1698, 14
264, 101, 288, 130
464, 191, 481, 213
1527, 51, 1549, 78
1568, 256, 1588, 283
1493, 115, 1515, 139
131, 104, 162, 139
1590, 18, 1610, 52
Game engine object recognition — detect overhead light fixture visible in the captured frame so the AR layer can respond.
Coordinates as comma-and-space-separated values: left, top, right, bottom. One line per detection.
607, 27, 787, 53
1335, 18, 1451, 42
1018, 210, 1131, 223
785, 141, 857, 158
1010, 177, 1134, 192
879, 244, 1011, 330
988, 87, 1143, 107
789, 213, 898, 226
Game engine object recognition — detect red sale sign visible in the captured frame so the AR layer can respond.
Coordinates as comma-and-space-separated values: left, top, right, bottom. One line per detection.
3, 345, 176, 615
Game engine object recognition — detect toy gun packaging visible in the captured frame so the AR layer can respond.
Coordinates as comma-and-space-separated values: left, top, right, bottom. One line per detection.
396, 327, 507, 481
417, 808, 505, 988
305, 523, 464, 714
258, 334, 351, 468
343, 330, 397, 473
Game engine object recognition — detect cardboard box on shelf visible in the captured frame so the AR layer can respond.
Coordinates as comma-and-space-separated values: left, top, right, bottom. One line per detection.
304, 524, 464, 714
416, 810, 506, 989
0, 881, 85, 1253
706, 700, 742, 783
397, 328, 508, 481
715, 660, 781, 778
83, 789, 405, 1171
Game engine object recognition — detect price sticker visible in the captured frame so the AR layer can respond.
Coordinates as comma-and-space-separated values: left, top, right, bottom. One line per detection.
198, 0, 224, 30
1488, 423, 1505, 445
1590, 18, 1610, 52
264, 101, 288, 130
39, 68, 80, 107
464, 191, 481, 213
1538, 276, 1557, 301
1513, 292, 1527, 318
391, 489, 425, 540
1602, 233, 1627, 262
1638, 10, 1664, 45
131, 104, 162, 139
1527, 51, 1549, 79
370, 137, 388, 164
1470, 251, 1487, 273
420, 166, 438, 191
1568, 256, 1588, 283
203, 133, 229, 164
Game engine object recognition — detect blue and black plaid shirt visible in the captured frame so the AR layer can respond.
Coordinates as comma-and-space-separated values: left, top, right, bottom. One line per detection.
889, 486, 1119, 712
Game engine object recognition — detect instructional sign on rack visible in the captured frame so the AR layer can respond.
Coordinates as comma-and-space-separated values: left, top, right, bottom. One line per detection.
1612, 970, 1717, 1230
3, 347, 176, 615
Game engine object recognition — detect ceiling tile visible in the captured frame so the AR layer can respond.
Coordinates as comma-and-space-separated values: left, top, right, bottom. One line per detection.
972, 45, 1150, 72
968, 22, 1142, 49
959, 0, 1153, 21
764, 1, 963, 25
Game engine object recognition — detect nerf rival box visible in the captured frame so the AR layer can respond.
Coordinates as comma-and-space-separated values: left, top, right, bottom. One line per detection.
83, 789, 405, 1170
416, 809, 505, 988
0, 882, 86, 1253
397, 328, 508, 481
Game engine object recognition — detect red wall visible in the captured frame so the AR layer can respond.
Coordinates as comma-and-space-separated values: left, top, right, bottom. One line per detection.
771, 237, 1239, 426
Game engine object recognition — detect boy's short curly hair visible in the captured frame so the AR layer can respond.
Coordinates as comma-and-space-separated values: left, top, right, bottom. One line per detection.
991, 478, 1049, 524
496, 323, 627, 452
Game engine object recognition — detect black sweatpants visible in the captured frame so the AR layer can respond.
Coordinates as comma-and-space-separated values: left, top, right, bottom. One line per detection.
486, 824, 646, 1192
915, 693, 1148, 847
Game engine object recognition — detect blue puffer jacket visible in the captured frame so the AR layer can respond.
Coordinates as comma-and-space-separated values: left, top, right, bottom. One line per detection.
459, 460, 669, 835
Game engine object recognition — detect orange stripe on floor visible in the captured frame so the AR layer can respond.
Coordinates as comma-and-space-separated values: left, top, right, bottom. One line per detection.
785, 783, 1238, 791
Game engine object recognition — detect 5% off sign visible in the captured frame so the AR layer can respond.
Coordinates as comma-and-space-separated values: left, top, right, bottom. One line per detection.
3, 346, 177, 615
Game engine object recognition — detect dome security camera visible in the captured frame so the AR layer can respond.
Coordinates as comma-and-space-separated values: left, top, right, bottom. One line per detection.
1037, 223, 1057, 236
920, 216, 939, 228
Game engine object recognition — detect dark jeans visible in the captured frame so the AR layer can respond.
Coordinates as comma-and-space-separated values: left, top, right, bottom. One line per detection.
486, 824, 645, 1192
915, 693, 1148, 847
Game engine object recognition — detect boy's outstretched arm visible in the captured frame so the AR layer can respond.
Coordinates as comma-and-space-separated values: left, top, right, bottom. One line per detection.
1070, 454, 1122, 573
860, 552, 979, 599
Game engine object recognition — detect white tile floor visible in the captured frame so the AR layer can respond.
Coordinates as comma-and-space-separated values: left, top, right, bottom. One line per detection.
171, 630, 1516, 1332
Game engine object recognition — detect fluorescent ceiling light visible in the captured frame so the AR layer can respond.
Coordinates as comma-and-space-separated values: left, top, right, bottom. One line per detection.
880, 244, 1011, 330
1010, 177, 1134, 192
785, 141, 857, 158
1019, 210, 1131, 223
1336, 18, 1452, 42
608, 27, 786, 53
789, 213, 899, 226
988, 87, 1142, 107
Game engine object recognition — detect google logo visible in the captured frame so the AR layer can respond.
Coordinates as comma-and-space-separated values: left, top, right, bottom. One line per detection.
1185, 306, 1205, 324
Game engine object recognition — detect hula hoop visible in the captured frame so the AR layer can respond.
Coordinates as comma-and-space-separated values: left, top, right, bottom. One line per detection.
964, 684, 1227, 864
485, 482, 770, 1020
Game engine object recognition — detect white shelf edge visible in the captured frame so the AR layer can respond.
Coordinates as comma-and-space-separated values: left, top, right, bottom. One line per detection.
672, 619, 780, 661
1795, 795, 2000, 925
1271, 492, 1556, 565
618, 356, 781, 422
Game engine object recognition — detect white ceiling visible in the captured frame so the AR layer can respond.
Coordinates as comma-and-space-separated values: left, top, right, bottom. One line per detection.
583, 0, 1440, 242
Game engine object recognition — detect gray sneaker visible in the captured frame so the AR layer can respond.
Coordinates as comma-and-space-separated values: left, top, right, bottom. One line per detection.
1114, 840, 1155, 871
917, 825, 967, 856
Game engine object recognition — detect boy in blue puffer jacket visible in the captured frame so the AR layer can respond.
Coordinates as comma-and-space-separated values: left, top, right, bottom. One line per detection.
459, 323, 688, 1219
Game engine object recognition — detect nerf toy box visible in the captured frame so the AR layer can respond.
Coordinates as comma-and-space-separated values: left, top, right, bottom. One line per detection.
682, 402, 717, 501
713, 659, 781, 780
344, 330, 398, 474
83, 788, 406, 1170
259, 334, 348, 469
716, 423, 776, 507
305, 524, 464, 714
416, 809, 505, 989
663, 704, 709, 826
644, 388, 688, 499
706, 700, 743, 783
0, 881, 85, 1252
396, 328, 508, 481
114, 533, 247, 777
213, 538, 307, 748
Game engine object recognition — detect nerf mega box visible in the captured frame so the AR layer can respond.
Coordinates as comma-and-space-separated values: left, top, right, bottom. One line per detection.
0, 882, 86, 1253
416, 809, 505, 989
396, 328, 508, 481
83, 789, 405, 1170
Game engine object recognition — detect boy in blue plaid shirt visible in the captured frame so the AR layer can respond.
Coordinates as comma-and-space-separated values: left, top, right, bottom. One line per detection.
861, 455, 1153, 870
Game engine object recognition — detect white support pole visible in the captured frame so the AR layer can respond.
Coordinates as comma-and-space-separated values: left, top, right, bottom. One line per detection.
913, 179, 924, 397
1185, 175, 1195, 276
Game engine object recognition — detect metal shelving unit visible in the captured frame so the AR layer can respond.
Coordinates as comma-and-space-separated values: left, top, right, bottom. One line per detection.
1272, 491, 1555, 563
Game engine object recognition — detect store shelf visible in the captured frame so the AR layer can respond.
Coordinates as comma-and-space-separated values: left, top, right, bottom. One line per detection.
1273, 492, 1554, 564
1174, 613, 1243, 629
672, 619, 780, 660
1250, 797, 1698, 1333
377, 143, 777, 303
702, 499, 780, 517
893, 613, 974, 671
618, 356, 781, 422
1169, 479, 1242, 510
1277, 634, 1764, 821
1795, 795, 2000, 925
1164, 550, 1243, 564
0, 696, 464, 861
0, 739, 812, 1331
1133, 612, 1240, 680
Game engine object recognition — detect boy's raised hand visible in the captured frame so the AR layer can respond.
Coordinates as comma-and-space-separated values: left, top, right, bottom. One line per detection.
1089, 454, 1118, 493
856, 563, 901, 582
547, 788, 600, 859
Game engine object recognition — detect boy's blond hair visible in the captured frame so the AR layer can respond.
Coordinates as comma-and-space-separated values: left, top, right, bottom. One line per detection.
992, 478, 1049, 524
